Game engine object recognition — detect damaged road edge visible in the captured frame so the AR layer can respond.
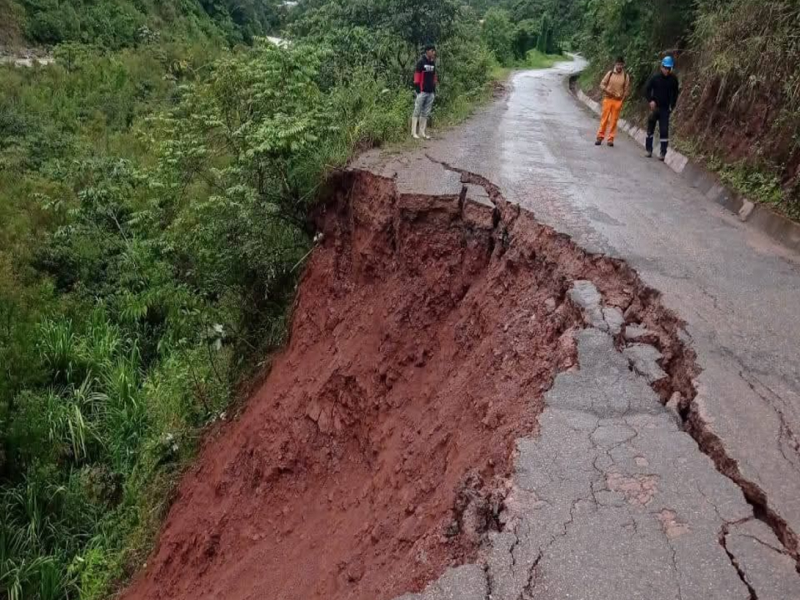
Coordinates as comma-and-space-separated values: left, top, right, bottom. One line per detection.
392, 157, 800, 599
434, 156, 800, 565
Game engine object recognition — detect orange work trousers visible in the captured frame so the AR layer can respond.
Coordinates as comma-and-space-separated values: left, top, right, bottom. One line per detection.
597, 97, 624, 142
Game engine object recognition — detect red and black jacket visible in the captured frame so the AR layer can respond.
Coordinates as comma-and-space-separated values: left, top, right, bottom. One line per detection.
414, 55, 438, 94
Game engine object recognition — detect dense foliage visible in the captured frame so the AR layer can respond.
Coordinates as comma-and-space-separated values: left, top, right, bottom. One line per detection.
684, 0, 800, 218
479, 0, 575, 66
0, 3, 496, 599
1, 0, 285, 48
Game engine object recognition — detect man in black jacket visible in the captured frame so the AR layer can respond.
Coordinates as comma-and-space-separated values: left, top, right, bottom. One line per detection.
412, 44, 438, 139
645, 56, 680, 160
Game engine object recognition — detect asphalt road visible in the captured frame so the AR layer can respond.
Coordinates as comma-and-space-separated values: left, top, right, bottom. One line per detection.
369, 58, 800, 599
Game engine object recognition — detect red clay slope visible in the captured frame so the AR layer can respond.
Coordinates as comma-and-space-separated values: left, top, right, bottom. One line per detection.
122, 168, 697, 600
121, 170, 585, 600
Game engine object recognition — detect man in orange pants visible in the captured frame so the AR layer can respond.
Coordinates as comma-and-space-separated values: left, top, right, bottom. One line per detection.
595, 57, 631, 148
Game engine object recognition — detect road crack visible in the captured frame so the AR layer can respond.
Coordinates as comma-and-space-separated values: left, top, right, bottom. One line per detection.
719, 523, 759, 600
519, 552, 542, 600
738, 369, 800, 476
416, 156, 800, 588
667, 540, 684, 600
686, 402, 800, 566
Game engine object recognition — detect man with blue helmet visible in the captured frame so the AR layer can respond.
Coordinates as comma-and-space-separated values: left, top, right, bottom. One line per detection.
644, 55, 680, 160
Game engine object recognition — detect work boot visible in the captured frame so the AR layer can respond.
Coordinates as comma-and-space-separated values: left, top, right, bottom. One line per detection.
659, 154, 666, 162
645, 151, 653, 158
419, 118, 431, 140
607, 141, 614, 147
411, 117, 419, 139
595, 138, 603, 146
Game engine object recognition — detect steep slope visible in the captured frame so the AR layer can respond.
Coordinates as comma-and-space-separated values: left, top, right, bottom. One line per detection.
121, 167, 695, 600
122, 171, 582, 600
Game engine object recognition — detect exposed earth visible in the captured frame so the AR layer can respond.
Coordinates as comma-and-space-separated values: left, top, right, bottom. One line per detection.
122, 59, 800, 600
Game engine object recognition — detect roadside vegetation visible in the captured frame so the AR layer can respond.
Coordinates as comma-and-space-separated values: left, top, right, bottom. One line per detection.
0, 1, 500, 598
479, 1, 574, 69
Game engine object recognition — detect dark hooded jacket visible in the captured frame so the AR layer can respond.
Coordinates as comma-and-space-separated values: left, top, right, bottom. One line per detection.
645, 72, 680, 111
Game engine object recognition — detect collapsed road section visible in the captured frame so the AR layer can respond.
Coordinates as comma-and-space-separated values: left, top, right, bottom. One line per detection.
123, 167, 583, 600
122, 160, 800, 600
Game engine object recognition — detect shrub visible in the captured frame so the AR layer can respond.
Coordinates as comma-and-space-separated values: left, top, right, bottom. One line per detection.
482, 8, 514, 66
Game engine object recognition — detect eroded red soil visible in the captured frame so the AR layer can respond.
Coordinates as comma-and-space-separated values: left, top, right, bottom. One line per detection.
122, 168, 694, 600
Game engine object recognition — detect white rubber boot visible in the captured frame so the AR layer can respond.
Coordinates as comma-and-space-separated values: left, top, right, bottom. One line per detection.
419, 118, 431, 139
411, 117, 420, 139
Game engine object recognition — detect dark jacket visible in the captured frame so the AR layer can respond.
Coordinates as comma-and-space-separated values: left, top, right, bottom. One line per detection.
645, 72, 680, 111
414, 55, 438, 94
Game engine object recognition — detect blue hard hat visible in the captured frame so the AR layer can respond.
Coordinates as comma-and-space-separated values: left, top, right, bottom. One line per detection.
662, 56, 675, 69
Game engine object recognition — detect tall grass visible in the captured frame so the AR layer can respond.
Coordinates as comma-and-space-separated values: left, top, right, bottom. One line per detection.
0, 23, 497, 600
521, 49, 570, 70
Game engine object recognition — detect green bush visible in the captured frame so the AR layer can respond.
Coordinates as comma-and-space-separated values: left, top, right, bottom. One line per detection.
482, 8, 514, 66
0, 2, 498, 596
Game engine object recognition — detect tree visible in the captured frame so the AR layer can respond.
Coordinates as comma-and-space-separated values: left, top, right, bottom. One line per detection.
287, 0, 460, 48
482, 8, 514, 65
512, 19, 540, 60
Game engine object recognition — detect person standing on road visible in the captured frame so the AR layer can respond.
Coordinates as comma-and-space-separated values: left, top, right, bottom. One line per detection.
412, 44, 438, 140
645, 56, 680, 160
595, 57, 631, 148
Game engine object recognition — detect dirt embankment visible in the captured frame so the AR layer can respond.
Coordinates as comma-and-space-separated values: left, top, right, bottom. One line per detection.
121, 167, 694, 600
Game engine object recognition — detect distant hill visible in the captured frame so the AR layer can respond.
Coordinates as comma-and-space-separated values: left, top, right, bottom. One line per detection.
0, 0, 285, 49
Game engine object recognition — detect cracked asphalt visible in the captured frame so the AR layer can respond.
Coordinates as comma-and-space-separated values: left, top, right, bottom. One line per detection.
361, 58, 800, 599
397, 328, 800, 600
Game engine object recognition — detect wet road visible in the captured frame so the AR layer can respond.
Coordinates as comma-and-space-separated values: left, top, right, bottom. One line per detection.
360, 58, 800, 599
424, 58, 800, 546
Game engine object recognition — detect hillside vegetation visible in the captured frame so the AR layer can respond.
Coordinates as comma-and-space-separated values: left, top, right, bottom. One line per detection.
0, 0, 283, 48
0, 2, 494, 599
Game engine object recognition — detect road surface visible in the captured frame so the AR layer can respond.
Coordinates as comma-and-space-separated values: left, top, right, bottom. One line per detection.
0, 46, 53, 67
355, 58, 800, 600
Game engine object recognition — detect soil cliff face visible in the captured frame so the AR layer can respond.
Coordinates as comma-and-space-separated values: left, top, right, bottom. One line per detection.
122, 168, 693, 600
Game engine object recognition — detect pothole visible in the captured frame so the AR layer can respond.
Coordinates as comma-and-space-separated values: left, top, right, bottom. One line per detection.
121, 167, 734, 600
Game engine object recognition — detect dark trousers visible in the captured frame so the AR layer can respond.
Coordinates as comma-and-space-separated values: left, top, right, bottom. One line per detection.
646, 108, 671, 156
